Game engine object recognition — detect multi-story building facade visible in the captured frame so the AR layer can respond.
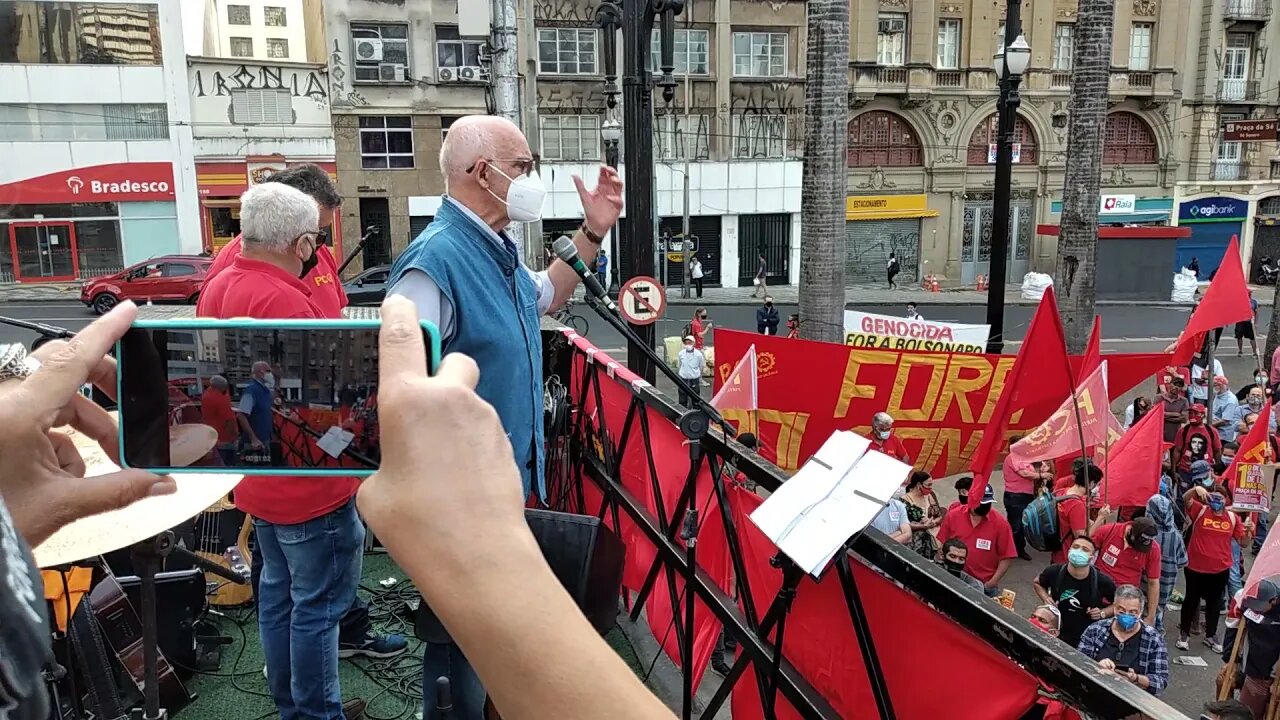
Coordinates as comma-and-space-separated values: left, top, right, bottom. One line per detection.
323, 0, 489, 270
0, 0, 201, 282
201, 0, 311, 63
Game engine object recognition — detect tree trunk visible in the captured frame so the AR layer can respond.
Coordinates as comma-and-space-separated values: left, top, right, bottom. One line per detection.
1055, 0, 1115, 352
798, 0, 849, 343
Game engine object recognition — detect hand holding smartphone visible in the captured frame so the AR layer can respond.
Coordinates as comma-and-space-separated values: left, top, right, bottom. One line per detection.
116, 319, 440, 475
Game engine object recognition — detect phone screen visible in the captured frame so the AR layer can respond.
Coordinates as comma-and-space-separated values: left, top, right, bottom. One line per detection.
117, 324, 430, 473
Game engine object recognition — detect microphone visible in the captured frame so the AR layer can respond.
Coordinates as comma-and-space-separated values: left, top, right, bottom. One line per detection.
552, 236, 617, 313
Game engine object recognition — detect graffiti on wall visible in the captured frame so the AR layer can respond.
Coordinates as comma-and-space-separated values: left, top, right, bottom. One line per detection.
532, 0, 598, 25
192, 64, 329, 104
846, 229, 921, 284
536, 85, 608, 114
328, 39, 369, 107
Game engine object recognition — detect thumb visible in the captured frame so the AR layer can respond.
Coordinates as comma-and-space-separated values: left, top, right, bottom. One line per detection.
572, 174, 587, 195
56, 469, 176, 527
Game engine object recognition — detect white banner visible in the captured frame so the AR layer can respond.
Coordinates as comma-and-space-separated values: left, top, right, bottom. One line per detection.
843, 310, 990, 354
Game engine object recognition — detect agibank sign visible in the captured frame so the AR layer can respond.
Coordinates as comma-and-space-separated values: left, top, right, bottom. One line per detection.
0, 163, 175, 205
1179, 196, 1249, 224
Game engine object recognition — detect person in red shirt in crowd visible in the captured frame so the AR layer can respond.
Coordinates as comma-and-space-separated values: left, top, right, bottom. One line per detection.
1171, 403, 1223, 490
1003, 436, 1053, 561
948, 476, 973, 512
1178, 482, 1253, 654
201, 375, 238, 466
868, 411, 911, 464
937, 485, 1016, 597
1052, 462, 1110, 564
205, 164, 348, 317
689, 307, 711, 350
1091, 516, 1161, 626
197, 182, 366, 720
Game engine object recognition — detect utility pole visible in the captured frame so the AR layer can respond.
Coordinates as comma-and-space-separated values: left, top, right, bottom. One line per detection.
489, 0, 529, 262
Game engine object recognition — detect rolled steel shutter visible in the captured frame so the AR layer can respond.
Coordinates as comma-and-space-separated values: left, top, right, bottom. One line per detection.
844, 218, 921, 284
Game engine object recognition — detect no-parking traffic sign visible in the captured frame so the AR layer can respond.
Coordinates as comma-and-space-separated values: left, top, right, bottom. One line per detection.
618, 276, 666, 326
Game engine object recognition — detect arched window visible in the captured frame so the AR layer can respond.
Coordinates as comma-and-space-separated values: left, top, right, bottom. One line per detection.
847, 111, 924, 167
966, 114, 1039, 165
1103, 112, 1158, 164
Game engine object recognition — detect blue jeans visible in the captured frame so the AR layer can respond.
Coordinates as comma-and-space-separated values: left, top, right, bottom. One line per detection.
255, 499, 364, 720
421, 642, 486, 720
1229, 540, 1244, 601
1003, 491, 1034, 557
1255, 513, 1270, 553
252, 522, 372, 645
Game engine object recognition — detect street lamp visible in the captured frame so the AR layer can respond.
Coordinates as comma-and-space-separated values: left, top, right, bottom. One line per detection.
985, 0, 1029, 355
601, 117, 623, 294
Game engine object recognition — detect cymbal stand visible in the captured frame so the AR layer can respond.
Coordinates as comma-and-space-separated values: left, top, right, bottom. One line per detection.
129, 534, 171, 720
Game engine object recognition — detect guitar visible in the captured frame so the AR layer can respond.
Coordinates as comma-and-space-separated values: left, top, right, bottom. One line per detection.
192, 495, 254, 606
88, 574, 193, 715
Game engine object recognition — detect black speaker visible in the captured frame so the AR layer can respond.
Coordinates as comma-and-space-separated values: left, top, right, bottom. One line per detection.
414, 510, 626, 642
113, 568, 206, 679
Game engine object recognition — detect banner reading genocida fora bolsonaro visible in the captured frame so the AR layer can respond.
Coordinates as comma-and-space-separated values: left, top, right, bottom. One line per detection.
844, 310, 990, 354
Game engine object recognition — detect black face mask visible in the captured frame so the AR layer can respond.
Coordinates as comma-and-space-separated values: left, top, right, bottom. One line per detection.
973, 504, 993, 517
957, 494, 968, 506
765, 302, 773, 307
298, 236, 319, 279
944, 559, 966, 576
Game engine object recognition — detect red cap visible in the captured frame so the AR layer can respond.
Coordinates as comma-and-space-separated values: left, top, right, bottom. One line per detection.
1190, 403, 1207, 414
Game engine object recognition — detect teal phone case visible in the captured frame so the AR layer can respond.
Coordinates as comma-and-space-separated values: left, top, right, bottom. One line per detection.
116, 317, 442, 476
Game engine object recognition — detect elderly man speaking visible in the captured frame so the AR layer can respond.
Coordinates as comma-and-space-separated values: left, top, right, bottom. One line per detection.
388, 115, 623, 718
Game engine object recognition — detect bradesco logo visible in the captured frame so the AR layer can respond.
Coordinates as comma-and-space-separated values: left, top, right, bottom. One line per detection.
67, 175, 171, 195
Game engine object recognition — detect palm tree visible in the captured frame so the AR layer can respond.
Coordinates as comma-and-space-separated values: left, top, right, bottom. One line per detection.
797, 0, 849, 342
1055, 0, 1116, 351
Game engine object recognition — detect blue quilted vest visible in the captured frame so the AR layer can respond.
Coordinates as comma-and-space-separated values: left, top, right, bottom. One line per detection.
390, 199, 545, 501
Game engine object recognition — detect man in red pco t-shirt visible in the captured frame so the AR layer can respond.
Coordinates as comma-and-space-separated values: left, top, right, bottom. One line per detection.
198, 182, 367, 719
868, 411, 912, 465
1092, 517, 1162, 626
205, 164, 348, 317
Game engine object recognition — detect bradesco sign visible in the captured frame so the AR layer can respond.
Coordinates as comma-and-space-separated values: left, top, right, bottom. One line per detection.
0, 162, 175, 205
1179, 196, 1249, 224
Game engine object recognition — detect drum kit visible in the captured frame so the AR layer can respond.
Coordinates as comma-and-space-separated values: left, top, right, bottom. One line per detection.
35, 415, 246, 720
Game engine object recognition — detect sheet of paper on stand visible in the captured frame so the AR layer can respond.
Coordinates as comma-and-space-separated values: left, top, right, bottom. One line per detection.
748, 430, 912, 577
316, 426, 355, 459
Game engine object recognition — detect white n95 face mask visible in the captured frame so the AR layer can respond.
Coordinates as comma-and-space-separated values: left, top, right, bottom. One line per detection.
490, 167, 546, 223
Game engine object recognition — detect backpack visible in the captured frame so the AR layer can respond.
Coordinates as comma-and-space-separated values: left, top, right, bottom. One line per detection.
1023, 493, 1069, 553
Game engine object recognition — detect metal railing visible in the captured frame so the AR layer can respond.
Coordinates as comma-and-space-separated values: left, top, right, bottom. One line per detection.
1226, 0, 1272, 19
541, 327, 1190, 720
1219, 78, 1260, 101
877, 66, 907, 84
935, 70, 964, 87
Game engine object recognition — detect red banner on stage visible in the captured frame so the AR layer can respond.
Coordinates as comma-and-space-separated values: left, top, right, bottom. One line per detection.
712, 329, 1168, 477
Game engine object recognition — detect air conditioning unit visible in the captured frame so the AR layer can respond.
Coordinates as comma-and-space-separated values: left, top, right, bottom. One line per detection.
354, 38, 384, 62
458, 66, 481, 82
878, 17, 906, 33
379, 63, 407, 81
438, 67, 456, 82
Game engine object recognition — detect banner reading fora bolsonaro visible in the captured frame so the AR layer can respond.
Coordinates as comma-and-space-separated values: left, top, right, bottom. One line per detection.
844, 310, 989, 354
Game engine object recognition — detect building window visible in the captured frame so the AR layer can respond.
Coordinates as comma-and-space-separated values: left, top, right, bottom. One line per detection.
847, 111, 923, 167
540, 115, 601, 162
936, 19, 960, 70
227, 4, 250, 25
1102, 112, 1157, 164
441, 115, 460, 142
230, 89, 292, 125
359, 116, 415, 169
732, 114, 786, 159
0, 1, 164, 65
1053, 23, 1074, 70
0, 104, 169, 141
350, 22, 411, 83
732, 32, 786, 77
649, 29, 710, 75
267, 38, 289, 59
654, 114, 710, 161
537, 28, 597, 75
1129, 23, 1153, 70
967, 113, 1038, 165
436, 25, 484, 79
230, 37, 254, 58
877, 13, 908, 66
264, 6, 286, 26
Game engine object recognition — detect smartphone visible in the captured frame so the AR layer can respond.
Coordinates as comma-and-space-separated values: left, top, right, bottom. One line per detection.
116, 318, 441, 475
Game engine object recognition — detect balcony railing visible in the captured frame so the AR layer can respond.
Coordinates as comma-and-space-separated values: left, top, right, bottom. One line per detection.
1050, 72, 1072, 89
935, 70, 963, 87
1129, 72, 1154, 88
1226, 0, 1272, 20
1219, 78, 1260, 101
1213, 161, 1245, 180
877, 66, 907, 84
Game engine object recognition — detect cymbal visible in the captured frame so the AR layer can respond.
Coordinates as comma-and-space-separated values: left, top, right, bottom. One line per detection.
171, 423, 218, 467
33, 414, 242, 569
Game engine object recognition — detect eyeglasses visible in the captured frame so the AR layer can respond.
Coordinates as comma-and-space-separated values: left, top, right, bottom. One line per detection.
467, 156, 540, 176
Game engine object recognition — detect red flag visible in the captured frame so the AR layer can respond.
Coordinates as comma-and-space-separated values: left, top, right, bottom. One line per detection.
1224, 398, 1274, 490
1081, 316, 1102, 376
711, 344, 758, 412
1008, 362, 1120, 464
1173, 235, 1253, 363
1095, 401, 1165, 507
968, 288, 1074, 510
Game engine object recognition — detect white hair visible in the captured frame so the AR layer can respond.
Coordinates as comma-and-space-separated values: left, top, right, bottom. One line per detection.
239, 183, 318, 252
873, 412, 893, 426
1114, 584, 1146, 613
210, 375, 228, 390
438, 115, 520, 191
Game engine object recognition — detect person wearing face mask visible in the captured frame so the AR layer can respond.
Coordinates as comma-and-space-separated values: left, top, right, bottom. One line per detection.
1052, 462, 1110, 565
690, 307, 712, 350
1172, 404, 1223, 486
203, 164, 348, 317
937, 486, 1016, 596
675, 336, 706, 407
1179, 483, 1253, 653
1232, 386, 1277, 436
949, 476, 973, 511
1033, 535, 1117, 647
903, 470, 943, 559
199, 181, 369, 719
1077, 585, 1169, 695
938, 537, 985, 592
1002, 435, 1053, 561
1090, 516, 1161, 627
1144, 494, 1187, 633
756, 296, 780, 335
1212, 376, 1241, 443
1162, 377, 1190, 443
868, 411, 912, 463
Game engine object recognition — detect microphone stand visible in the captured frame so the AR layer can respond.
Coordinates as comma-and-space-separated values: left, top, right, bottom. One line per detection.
577, 291, 736, 438
336, 227, 381, 277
